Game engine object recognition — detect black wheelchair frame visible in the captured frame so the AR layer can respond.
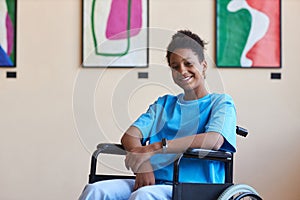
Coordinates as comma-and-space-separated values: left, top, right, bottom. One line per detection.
88, 126, 262, 200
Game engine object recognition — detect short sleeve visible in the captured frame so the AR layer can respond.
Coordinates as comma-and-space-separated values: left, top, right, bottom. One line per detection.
132, 103, 157, 145
205, 94, 237, 152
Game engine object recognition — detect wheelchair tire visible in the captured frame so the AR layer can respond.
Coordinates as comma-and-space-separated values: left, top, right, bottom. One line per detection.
217, 184, 262, 200
234, 192, 263, 200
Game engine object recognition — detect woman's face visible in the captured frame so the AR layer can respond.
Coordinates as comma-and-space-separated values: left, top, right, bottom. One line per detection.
169, 48, 207, 93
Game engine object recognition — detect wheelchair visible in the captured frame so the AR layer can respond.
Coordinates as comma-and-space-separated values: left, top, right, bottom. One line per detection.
88, 126, 263, 200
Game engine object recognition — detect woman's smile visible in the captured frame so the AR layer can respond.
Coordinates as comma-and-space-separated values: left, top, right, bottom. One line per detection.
179, 74, 193, 83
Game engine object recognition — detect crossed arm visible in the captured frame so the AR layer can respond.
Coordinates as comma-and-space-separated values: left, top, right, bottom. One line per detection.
121, 126, 224, 190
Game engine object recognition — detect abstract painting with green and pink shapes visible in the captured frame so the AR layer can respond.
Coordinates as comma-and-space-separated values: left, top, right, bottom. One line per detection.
83, 0, 148, 67
216, 0, 281, 68
0, 0, 16, 67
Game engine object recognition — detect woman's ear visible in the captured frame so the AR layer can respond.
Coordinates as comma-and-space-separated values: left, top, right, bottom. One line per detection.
201, 60, 208, 79
202, 60, 207, 71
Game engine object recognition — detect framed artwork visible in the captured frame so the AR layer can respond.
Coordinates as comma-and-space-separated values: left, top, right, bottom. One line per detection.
82, 0, 149, 68
216, 0, 281, 68
0, 0, 17, 67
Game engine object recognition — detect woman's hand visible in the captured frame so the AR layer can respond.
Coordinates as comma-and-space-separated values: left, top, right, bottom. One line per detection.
133, 161, 155, 190
125, 145, 155, 173
134, 172, 155, 190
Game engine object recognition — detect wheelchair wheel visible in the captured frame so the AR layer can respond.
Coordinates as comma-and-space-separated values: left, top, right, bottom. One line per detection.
217, 184, 262, 200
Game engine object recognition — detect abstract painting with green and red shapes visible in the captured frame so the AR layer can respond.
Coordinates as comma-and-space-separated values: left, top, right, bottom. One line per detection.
0, 0, 16, 67
216, 0, 281, 68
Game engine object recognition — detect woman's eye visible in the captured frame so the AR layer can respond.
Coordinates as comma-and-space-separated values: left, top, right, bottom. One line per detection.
171, 65, 179, 70
185, 62, 192, 66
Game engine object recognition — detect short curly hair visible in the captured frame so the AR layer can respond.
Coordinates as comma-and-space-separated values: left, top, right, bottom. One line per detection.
166, 30, 207, 65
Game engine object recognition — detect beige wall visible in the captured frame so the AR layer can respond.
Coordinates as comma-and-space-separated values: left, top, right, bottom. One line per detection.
0, 0, 299, 199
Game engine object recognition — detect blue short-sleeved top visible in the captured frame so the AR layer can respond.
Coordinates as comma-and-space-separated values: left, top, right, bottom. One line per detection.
132, 93, 236, 183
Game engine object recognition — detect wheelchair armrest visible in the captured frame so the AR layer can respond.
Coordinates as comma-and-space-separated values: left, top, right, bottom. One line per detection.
184, 148, 232, 161
95, 143, 126, 155
94, 144, 232, 161
94, 144, 232, 160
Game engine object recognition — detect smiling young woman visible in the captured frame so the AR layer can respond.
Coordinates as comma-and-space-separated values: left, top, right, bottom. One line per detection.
79, 30, 237, 200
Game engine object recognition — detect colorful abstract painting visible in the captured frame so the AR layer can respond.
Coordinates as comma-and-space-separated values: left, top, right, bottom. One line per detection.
216, 0, 281, 68
82, 0, 148, 67
0, 0, 16, 67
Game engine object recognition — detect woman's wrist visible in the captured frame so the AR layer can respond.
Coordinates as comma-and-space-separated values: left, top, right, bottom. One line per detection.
148, 141, 163, 154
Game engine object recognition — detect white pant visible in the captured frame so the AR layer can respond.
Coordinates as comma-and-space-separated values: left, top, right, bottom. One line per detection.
78, 179, 172, 200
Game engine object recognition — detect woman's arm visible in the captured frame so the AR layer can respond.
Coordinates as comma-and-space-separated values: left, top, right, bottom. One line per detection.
122, 126, 224, 173
121, 126, 156, 172
158, 131, 224, 153
121, 126, 143, 152
121, 126, 156, 190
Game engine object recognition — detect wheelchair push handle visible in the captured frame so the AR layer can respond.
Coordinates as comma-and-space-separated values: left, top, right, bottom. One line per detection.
236, 126, 248, 137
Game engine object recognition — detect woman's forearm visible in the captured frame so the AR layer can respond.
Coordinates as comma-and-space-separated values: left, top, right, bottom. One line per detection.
148, 132, 224, 154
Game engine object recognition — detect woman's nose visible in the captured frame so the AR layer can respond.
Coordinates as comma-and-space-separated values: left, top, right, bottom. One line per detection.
177, 64, 187, 74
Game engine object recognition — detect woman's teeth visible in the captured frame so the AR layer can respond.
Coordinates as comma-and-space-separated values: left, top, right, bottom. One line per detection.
182, 76, 191, 81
